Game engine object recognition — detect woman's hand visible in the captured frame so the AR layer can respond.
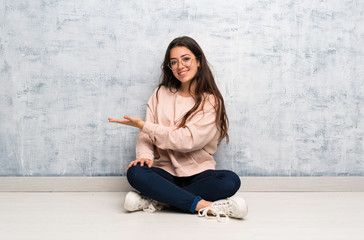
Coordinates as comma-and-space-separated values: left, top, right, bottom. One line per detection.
108, 116, 145, 129
127, 158, 153, 171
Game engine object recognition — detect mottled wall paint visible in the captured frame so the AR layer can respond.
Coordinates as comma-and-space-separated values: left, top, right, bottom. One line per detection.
0, 0, 363, 176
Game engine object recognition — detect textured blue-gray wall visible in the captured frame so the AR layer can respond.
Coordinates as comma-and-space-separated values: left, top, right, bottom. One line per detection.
0, 0, 363, 176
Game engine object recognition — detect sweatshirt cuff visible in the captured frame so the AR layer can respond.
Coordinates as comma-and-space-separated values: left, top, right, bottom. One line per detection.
136, 153, 154, 161
142, 121, 157, 143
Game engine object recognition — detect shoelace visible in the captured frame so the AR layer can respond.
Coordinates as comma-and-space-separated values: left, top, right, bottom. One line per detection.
198, 206, 229, 222
142, 200, 163, 213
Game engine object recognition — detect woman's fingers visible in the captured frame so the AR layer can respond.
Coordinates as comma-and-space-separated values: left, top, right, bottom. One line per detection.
127, 160, 138, 171
127, 161, 135, 171
138, 158, 148, 167
108, 116, 144, 129
147, 160, 153, 168
126, 159, 153, 171
108, 118, 129, 124
124, 116, 144, 127
123, 115, 134, 121
143, 159, 153, 168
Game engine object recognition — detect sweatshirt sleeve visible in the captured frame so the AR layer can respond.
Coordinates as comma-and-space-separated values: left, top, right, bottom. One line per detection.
141, 96, 219, 153
135, 92, 157, 160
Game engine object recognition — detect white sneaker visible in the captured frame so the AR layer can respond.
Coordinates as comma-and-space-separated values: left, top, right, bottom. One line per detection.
124, 191, 162, 213
198, 197, 248, 222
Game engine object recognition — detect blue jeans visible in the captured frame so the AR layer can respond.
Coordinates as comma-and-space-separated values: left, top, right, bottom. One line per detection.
126, 164, 241, 213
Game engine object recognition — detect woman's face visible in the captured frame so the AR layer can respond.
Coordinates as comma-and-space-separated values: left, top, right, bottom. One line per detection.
169, 46, 200, 85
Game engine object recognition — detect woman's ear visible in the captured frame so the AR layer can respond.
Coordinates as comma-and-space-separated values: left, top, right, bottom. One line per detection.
198, 55, 202, 68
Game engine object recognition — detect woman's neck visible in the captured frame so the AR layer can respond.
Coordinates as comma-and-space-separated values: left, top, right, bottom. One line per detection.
179, 82, 196, 97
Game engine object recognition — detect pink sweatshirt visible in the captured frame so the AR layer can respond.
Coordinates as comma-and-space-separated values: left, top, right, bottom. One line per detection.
136, 86, 219, 177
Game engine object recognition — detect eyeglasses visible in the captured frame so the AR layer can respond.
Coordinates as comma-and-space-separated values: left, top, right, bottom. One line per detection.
168, 56, 197, 71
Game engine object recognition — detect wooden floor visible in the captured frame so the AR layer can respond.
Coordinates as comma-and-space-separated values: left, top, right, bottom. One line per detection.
1, 192, 363, 240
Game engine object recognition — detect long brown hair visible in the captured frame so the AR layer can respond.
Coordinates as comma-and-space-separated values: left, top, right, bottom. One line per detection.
157, 36, 229, 143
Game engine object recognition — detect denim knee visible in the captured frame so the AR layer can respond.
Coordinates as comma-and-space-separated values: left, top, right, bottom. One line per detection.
224, 171, 241, 196
126, 164, 148, 189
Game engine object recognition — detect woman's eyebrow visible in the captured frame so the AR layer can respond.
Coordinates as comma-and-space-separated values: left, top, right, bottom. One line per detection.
170, 54, 191, 60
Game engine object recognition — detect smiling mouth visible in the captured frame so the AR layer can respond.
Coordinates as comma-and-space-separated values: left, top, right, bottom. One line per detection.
178, 70, 188, 76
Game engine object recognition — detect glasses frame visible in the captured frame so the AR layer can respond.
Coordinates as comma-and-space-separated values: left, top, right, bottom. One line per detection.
167, 57, 197, 71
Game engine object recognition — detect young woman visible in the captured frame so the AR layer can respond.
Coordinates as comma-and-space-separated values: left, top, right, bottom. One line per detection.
108, 36, 248, 221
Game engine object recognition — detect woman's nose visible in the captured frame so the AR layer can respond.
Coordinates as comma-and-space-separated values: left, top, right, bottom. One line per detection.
177, 61, 184, 69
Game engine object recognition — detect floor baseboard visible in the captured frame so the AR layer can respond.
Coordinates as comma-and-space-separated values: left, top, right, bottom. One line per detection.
1, 177, 364, 192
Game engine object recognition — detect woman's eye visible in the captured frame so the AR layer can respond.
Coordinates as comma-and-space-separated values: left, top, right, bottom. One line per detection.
170, 61, 177, 66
